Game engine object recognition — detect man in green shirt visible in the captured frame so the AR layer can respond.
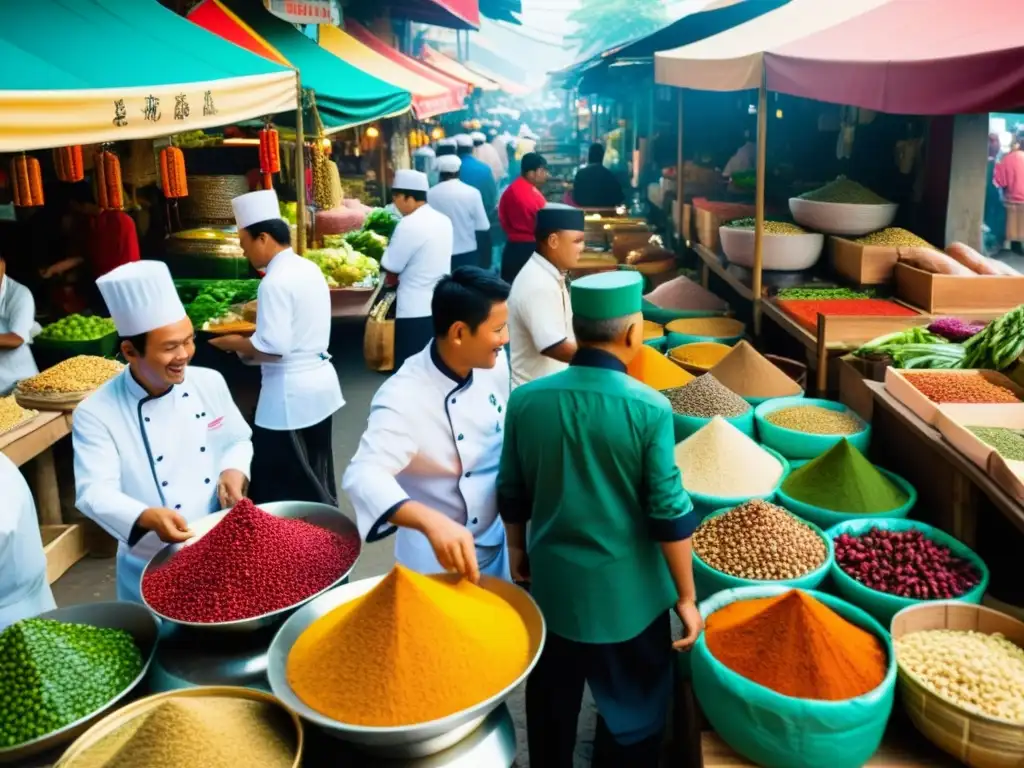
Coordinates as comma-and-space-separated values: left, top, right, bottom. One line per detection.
497, 270, 702, 767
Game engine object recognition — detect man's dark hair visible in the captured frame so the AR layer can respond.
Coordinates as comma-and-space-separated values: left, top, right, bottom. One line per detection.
393, 189, 427, 203
439, 171, 460, 183
588, 143, 605, 165
432, 266, 511, 338
120, 333, 148, 357
573, 315, 631, 344
243, 219, 291, 246
456, 144, 473, 157
521, 153, 547, 176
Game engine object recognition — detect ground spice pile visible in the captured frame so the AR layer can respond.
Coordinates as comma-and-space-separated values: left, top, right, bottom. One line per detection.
0, 619, 143, 748
142, 498, 360, 623
668, 342, 731, 370
707, 340, 803, 399
286, 565, 532, 726
705, 590, 887, 700
782, 440, 908, 514
777, 299, 919, 333
766, 405, 864, 435
67, 697, 296, 768
968, 426, 1024, 461
903, 371, 1022, 404
644, 276, 727, 312
665, 317, 745, 339
663, 375, 750, 419
627, 345, 694, 390
675, 417, 784, 497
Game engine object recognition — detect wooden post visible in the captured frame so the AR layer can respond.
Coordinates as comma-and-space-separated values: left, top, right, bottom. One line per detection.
752, 69, 768, 336
294, 75, 307, 255
675, 89, 685, 246
379, 124, 388, 204
816, 313, 829, 395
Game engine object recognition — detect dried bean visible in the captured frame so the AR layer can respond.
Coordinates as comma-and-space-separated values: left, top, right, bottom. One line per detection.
17, 356, 123, 394
967, 427, 1024, 461
903, 371, 1021, 404
0, 396, 34, 434
663, 374, 750, 418
765, 405, 863, 435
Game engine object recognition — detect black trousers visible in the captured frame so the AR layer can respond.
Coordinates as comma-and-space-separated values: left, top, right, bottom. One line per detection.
451, 249, 479, 270
394, 316, 434, 371
526, 613, 671, 768
248, 414, 336, 506
500, 240, 535, 284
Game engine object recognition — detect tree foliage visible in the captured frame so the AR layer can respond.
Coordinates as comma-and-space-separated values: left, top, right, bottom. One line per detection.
566, 0, 668, 59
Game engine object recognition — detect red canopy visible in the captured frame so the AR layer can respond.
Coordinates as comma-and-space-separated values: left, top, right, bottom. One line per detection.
765, 0, 1024, 114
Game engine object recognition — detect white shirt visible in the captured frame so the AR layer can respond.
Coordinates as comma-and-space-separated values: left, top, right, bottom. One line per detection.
723, 141, 756, 178
0, 453, 55, 630
0, 276, 39, 395
250, 248, 344, 430
474, 143, 506, 183
507, 253, 574, 388
73, 366, 253, 603
491, 137, 510, 173
342, 343, 511, 580
381, 204, 453, 319
428, 179, 489, 256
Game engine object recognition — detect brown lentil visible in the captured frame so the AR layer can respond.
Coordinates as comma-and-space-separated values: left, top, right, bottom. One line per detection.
17, 356, 124, 395
903, 371, 1021, 404
693, 500, 828, 580
765, 405, 864, 435
663, 375, 751, 418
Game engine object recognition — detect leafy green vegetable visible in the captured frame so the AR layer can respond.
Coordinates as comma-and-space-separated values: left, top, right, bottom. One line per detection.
303, 247, 380, 288
343, 229, 388, 262
962, 304, 1024, 371
182, 280, 259, 327
854, 327, 964, 369
362, 208, 399, 239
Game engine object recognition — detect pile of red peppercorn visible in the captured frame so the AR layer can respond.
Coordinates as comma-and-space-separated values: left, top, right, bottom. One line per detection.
833, 527, 981, 600
142, 498, 360, 623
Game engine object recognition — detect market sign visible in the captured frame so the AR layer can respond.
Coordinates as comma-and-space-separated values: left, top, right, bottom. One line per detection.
264, 0, 340, 24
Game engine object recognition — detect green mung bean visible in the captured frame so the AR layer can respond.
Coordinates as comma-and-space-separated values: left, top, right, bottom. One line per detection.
968, 426, 1024, 461
766, 405, 863, 435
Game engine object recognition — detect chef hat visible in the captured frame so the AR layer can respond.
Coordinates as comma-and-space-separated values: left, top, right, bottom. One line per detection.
536, 203, 585, 235
570, 271, 643, 321
454, 134, 474, 149
470, 131, 486, 145
232, 189, 281, 230
393, 169, 429, 193
97, 261, 187, 337
436, 140, 457, 157
436, 155, 462, 174
414, 145, 436, 158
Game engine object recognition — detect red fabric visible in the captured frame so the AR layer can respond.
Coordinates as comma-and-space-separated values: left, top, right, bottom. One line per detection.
994, 151, 1024, 203
90, 211, 141, 279
765, 0, 1024, 114
777, 298, 920, 332
499, 177, 546, 243
188, 1, 288, 65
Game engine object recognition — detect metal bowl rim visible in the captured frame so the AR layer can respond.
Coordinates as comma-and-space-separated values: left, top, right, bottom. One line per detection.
267, 574, 548, 736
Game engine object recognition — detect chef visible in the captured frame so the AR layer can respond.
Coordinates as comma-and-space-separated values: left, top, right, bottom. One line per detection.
428, 155, 491, 271
472, 131, 505, 183
498, 271, 701, 767
73, 261, 253, 603
382, 169, 454, 369
455, 134, 499, 226
210, 189, 344, 504
430, 138, 458, 187
343, 266, 512, 582
507, 205, 583, 388
0, 453, 56, 630
0, 255, 39, 395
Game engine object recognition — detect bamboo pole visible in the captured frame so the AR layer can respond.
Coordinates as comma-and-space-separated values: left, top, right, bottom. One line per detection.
675, 89, 685, 246
295, 76, 307, 255
752, 69, 768, 336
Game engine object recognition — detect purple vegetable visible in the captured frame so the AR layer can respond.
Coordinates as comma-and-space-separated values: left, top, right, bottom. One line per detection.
928, 317, 987, 342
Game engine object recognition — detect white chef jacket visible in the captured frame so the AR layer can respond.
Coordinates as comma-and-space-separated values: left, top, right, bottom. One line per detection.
474, 143, 506, 183
427, 179, 489, 256
491, 137, 509, 174
507, 253, 574, 389
381, 204, 453, 319
0, 276, 39, 395
250, 248, 344, 431
73, 366, 253, 603
0, 453, 56, 630
342, 343, 511, 580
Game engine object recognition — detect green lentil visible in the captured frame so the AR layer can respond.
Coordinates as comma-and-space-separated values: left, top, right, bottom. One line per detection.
776, 286, 874, 300
799, 178, 890, 205
727, 218, 807, 235
766, 405, 864, 435
0, 618, 143, 748
854, 227, 932, 248
663, 374, 751, 418
968, 426, 1024, 461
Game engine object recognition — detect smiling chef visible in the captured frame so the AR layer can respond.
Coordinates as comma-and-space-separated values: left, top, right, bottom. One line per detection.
73, 261, 253, 603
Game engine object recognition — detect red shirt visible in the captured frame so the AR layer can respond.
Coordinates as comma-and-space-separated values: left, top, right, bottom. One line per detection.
995, 150, 1024, 203
499, 177, 546, 243
90, 210, 140, 278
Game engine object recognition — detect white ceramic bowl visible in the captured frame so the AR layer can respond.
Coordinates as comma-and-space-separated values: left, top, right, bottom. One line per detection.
719, 226, 824, 271
789, 198, 898, 236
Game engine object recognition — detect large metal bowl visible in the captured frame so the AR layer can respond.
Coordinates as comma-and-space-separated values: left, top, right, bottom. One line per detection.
0, 602, 158, 765
267, 574, 546, 758
141, 501, 361, 634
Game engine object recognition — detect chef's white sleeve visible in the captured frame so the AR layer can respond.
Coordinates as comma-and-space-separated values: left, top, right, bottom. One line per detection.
381, 219, 414, 274
341, 402, 418, 543
471, 190, 489, 232
211, 374, 253, 477
250, 279, 292, 356
6, 285, 35, 341
72, 407, 148, 544
521, 280, 568, 353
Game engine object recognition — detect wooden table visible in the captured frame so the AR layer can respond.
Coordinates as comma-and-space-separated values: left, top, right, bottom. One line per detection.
0, 410, 73, 526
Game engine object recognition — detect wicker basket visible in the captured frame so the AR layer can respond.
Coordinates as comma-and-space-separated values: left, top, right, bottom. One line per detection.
14, 388, 94, 412
179, 175, 251, 226
890, 602, 1024, 768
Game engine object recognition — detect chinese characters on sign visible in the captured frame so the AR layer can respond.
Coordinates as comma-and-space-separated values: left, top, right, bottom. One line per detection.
264, 0, 340, 24
203, 91, 217, 117
142, 95, 161, 122
110, 91, 217, 129
112, 99, 128, 128
174, 94, 190, 121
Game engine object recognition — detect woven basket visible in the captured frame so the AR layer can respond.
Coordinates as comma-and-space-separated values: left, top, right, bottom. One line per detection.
890, 602, 1024, 768
0, 408, 40, 438
14, 388, 93, 412
179, 175, 251, 225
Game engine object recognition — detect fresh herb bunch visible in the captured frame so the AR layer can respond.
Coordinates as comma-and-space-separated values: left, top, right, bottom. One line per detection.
854, 327, 964, 369
962, 304, 1024, 370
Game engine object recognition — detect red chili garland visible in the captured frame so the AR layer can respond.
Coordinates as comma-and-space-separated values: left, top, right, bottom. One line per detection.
777, 298, 920, 332
142, 498, 360, 623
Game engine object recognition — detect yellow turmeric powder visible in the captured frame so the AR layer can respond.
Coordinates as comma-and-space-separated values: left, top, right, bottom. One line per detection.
665, 317, 745, 338
286, 566, 531, 726
642, 320, 664, 341
668, 342, 731, 371
627, 345, 694, 391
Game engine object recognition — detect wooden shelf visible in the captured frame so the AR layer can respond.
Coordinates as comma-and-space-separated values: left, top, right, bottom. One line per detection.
0, 411, 70, 467
701, 730, 958, 767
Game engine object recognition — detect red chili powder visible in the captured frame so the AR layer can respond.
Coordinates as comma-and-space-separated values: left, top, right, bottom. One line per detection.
778, 299, 920, 332
142, 498, 360, 623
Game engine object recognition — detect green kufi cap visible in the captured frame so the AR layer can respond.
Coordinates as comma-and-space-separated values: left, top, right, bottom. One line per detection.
570, 270, 643, 320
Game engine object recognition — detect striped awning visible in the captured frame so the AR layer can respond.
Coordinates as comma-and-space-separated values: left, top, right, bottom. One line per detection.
421, 45, 500, 90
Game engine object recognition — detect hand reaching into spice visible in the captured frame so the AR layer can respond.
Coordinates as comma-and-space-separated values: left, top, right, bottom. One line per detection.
390, 502, 481, 583
139, 506, 194, 544
673, 599, 703, 652
218, 469, 248, 509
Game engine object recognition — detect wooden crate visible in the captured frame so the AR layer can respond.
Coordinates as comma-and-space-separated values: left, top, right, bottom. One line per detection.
41, 523, 87, 584
894, 262, 1024, 313
830, 236, 900, 284
838, 355, 877, 421
885, 368, 1024, 426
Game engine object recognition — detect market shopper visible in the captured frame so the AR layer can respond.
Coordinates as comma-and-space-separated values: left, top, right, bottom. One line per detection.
498, 153, 549, 284
429, 138, 457, 187
455, 134, 498, 225
73, 261, 253, 603
210, 189, 344, 505
343, 266, 513, 581
573, 143, 626, 208
428, 155, 491, 271
507, 205, 583, 388
0, 453, 56, 630
472, 130, 505, 183
498, 270, 702, 767
0, 254, 39, 395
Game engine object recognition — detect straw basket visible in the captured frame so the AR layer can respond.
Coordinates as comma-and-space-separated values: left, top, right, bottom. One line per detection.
14, 388, 94, 412
179, 175, 251, 226
890, 602, 1024, 768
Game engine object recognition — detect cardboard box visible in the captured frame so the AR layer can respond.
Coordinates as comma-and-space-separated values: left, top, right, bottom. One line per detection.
41, 523, 87, 584
894, 262, 1024, 313
829, 236, 900, 284
934, 404, 1024, 472
885, 368, 1024, 426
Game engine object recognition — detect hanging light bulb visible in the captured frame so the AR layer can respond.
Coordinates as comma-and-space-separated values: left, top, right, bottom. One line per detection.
431, 127, 444, 140
366, 125, 380, 139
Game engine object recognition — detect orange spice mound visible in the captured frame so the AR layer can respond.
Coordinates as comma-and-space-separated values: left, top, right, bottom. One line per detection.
286, 565, 531, 726
704, 590, 887, 701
